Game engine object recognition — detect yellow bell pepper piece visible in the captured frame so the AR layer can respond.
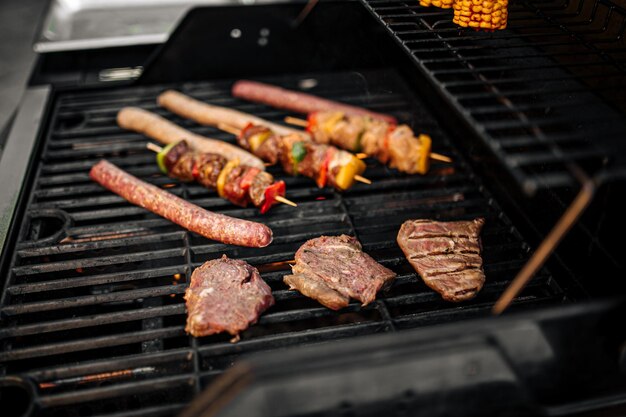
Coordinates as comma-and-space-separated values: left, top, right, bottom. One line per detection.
217, 159, 240, 198
249, 131, 272, 152
334, 156, 366, 191
322, 112, 345, 136
416, 134, 432, 175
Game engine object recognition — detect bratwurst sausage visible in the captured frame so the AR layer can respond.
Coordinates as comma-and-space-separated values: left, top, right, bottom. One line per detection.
231, 80, 397, 123
157, 90, 302, 138
117, 107, 265, 170
90, 160, 273, 248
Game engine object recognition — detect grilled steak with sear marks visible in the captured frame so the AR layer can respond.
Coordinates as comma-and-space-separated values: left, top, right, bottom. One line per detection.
397, 218, 486, 302
185, 255, 274, 338
284, 235, 396, 310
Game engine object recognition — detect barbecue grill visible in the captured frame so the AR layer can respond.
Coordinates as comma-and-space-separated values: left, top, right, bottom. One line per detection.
1, 1, 625, 416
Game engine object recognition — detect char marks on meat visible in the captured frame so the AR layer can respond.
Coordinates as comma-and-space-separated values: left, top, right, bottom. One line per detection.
284, 235, 396, 310
397, 219, 486, 302
185, 255, 274, 338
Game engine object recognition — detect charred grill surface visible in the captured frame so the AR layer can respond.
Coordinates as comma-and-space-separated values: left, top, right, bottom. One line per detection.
0, 70, 575, 417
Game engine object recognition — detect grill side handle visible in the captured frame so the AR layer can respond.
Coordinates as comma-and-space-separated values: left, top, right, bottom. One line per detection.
0, 86, 51, 265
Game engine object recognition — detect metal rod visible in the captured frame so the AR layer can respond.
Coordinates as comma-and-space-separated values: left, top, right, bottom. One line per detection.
292, 0, 319, 27
492, 179, 595, 315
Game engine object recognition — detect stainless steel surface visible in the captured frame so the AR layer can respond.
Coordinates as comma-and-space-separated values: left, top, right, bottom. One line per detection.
35, 0, 244, 52
0, 86, 51, 254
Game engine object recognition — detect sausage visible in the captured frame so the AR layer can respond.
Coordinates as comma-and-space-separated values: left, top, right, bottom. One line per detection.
231, 80, 397, 123
117, 107, 265, 171
158, 90, 302, 138
90, 160, 273, 248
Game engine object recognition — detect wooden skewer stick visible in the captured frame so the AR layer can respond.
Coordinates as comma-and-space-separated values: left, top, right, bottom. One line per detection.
284, 116, 453, 164
284, 116, 309, 127
354, 175, 372, 185
147, 142, 297, 208
275, 196, 298, 207
217, 123, 241, 136
356, 153, 368, 159
430, 153, 453, 163
146, 142, 163, 153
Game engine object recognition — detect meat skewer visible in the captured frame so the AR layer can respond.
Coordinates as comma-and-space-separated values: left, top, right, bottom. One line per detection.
185, 255, 274, 340
218, 123, 371, 190
232, 80, 397, 123
90, 160, 273, 248
284, 235, 397, 310
227, 80, 452, 174
396, 218, 486, 302
284, 115, 452, 164
283, 112, 447, 175
117, 107, 265, 170
156, 90, 370, 191
145, 141, 296, 213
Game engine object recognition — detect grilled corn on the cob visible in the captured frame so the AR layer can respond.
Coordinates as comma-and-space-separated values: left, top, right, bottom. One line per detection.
452, 0, 508, 30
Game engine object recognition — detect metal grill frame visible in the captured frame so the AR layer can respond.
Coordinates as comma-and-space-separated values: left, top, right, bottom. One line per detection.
361, 0, 626, 194
0, 69, 579, 417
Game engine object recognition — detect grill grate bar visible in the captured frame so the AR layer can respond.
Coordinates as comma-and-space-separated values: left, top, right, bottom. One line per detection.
12, 248, 187, 276
39, 374, 195, 408
2, 284, 187, 315
0, 304, 185, 338
27, 348, 193, 380
0, 327, 187, 361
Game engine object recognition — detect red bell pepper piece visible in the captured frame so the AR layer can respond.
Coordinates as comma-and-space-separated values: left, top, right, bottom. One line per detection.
240, 167, 261, 191
260, 181, 286, 214
316, 147, 335, 188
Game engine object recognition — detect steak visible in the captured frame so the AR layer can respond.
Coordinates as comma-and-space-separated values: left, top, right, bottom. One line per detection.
185, 255, 274, 338
397, 218, 486, 302
284, 235, 396, 310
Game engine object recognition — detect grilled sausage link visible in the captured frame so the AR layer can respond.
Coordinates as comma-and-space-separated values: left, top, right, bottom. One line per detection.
90, 160, 273, 247
117, 107, 265, 170
231, 80, 397, 123
158, 90, 301, 137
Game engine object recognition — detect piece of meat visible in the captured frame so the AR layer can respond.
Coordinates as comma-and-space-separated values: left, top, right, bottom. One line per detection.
284, 274, 349, 310
249, 171, 273, 207
387, 125, 431, 174
185, 255, 274, 338
397, 219, 486, 302
117, 107, 265, 170
90, 160, 273, 247
284, 235, 396, 309
232, 80, 397, 123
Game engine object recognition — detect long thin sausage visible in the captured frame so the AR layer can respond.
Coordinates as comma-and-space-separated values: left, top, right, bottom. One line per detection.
90, 160, 273, 248
157, 90, 302, 137
117, 107, 265, 170
231, 80, 397, 123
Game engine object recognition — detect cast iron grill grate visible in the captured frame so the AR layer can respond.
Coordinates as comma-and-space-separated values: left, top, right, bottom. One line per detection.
0, 70, 575, 417
361, 0, 626, 194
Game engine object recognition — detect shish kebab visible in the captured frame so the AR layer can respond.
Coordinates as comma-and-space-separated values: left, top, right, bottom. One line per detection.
117, 107, 295, 212
231, 80, 452, 175
146, 140, 296, 213
157, 90, 370, 191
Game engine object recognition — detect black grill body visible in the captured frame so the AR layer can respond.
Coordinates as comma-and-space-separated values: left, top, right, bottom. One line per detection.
0, 1, 625, 417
